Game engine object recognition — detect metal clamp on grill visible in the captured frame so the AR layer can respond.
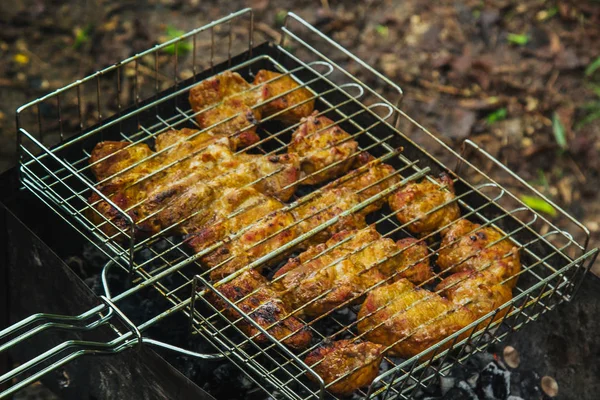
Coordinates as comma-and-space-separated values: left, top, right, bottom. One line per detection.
2, 8, 598, 400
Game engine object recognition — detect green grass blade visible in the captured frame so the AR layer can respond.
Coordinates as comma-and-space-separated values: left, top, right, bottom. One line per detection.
552, 112, 568, 151
575, 109, 600, 129
486, 108, 507, 124
520, 195, 557, 217
585, 56, 600, 77
507, 33, 529, 46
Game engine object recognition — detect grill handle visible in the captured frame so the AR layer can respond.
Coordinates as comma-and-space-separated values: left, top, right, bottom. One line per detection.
0, 262, 228, 399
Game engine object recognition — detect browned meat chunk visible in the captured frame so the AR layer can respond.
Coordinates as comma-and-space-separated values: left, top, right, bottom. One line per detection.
253, 69, 314, 123
272, 227, 433, 317
289, 112, 358, 185
338, 161, 400, 213
357, 279, 475, 358
304, 339, 384, 395
393, 238, 434, 284
272, 228, 385, 317
437, 219, 521, 287
205, 269, 311, 350
293, 187, 368, 246
192, 208, 297, 281
388, 174, 460, 235
436, 269, 512, 324
89, 141, 154, 183
88, 132, 299, 239
189, 71, 261, 149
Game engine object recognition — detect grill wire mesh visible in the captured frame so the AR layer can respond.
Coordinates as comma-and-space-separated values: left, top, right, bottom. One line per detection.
4, 8, 598, 400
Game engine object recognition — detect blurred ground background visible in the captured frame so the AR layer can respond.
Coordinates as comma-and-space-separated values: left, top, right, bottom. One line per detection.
0, 0, 598, 277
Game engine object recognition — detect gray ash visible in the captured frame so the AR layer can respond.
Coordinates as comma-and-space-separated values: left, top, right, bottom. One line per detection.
416, 356, 550, 400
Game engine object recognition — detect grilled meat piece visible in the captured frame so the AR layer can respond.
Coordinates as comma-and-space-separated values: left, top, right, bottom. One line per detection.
189, 71, 261, 149
184, 187, 283, 253
189, 70, 316, 149
91, 139, 237, 237
338, 161, 400, 213
205, 269, 311, 350
304, 340, 385, 395
272, 227, 433, 317
253, 69, 315, 123
87, 141, 157, 238
272, 228, 386, 317
195, 172, 398, 281
89, 134, 299, 238
437, 219, 520, 287
235, 153, 300, 202
87, 191, 135, 239
293, 187, 368, 246
436, 270, 512, 323
357, 279, 475, 358
190, 70, 252, 104
393, 238, 434, 284
289, 112, 358, 185
291, 160, 399, 246
191, 208, 297, 281
198, 96, 261, 149
89, 141, 154, 183
328, 228, 397, 281
388, 174, 460, 235
134, 140, 237, 233
146, 151, 298, 236
198, 161, 401, 280
154, 128, 228, 157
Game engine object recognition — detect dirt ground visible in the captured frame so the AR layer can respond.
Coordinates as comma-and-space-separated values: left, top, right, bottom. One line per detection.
0, 0, 598, 278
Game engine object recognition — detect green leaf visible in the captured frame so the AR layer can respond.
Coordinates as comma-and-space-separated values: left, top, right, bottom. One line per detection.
376, 24, 389, 38
585, 56, 600, 77
552, 112, 568, 151
575, 109, 600, 129
162, 26, 192, 55
580, 100, 600, 110
275, 10, 288, 26
520, 195, 557, 217
282, 44, 295, 54
486, 108, 507, 124
538, 6, 558, 21
537, 169, 550, 191
73, 24, 92, 50
586, 83, 600, 98
507, 33, 529, 46
546, 6, 558, 19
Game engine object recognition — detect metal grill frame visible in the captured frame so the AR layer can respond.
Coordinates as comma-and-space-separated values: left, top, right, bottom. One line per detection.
5, 8, 598, 400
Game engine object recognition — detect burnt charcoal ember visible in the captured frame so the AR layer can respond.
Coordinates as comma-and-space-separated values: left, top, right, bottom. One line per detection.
446, 355, 489, 387
421, 373, 442, 397
476, 361, 511, 400
510, 369, 543, 400
443, 381, 479, 400
203, 363, 256, 399
411, 373, 443, 399
82, 242, 110, 269
440, 375, 457, 395
310, 307, 358, 338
